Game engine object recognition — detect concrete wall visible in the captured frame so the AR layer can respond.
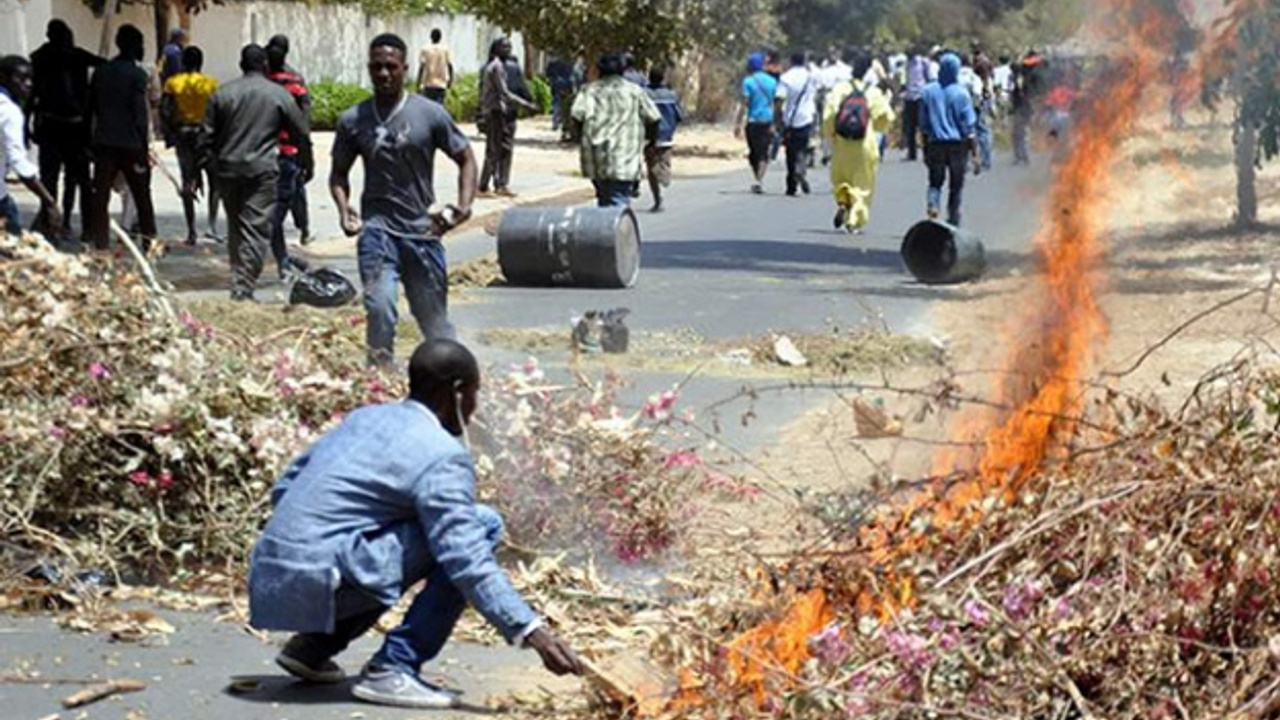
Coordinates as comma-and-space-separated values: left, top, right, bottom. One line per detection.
0, 0, 522, 86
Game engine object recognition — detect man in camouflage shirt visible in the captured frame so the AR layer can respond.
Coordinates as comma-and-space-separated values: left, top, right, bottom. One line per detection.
570, 53, 660, 208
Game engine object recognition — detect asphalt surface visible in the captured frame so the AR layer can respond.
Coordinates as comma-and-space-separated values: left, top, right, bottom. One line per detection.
1, 151, 1052, 720
449, 152, 1051, 456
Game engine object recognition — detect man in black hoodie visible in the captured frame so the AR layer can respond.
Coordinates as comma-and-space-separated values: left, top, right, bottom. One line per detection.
29, 20, 102, 237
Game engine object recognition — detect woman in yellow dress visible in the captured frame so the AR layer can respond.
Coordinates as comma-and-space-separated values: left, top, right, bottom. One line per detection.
822, 49, 896, 234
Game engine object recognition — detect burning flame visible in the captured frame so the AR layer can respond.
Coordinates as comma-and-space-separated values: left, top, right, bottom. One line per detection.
703, 0, 1200, 711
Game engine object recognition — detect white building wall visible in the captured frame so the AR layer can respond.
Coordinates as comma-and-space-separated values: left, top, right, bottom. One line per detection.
2, 0, 522, 86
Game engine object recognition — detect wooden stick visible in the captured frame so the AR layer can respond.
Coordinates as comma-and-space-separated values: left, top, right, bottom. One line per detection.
108, 218, 176, 321
61, 678, 146, 708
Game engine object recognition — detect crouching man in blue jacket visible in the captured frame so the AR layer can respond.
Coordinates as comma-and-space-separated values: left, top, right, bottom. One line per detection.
248, 339, 584, 709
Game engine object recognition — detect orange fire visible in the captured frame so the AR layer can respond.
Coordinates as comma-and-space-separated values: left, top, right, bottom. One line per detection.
705, 0, 1193, 712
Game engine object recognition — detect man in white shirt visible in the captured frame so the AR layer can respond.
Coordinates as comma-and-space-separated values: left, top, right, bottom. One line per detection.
992, 55, 1013, 110
775, 51, 819, 196
0, 55, 61, 238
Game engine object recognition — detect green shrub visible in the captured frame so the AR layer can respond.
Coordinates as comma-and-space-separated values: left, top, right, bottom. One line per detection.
446, 72, 481, 122
528, 76, 552, 115
310, 79, 372, 131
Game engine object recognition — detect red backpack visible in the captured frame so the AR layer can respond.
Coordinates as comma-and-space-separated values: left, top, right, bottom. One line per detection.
834, 87, 870, 140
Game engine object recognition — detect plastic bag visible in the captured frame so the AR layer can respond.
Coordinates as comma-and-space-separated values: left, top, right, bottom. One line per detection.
289, 266, 358, 308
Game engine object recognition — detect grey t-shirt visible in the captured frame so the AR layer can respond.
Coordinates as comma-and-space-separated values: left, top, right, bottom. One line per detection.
333, 94, 469, 238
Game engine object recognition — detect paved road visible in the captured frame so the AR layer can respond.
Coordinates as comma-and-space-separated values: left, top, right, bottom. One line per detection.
1, 153, 1052, 720
450, 154, 1051, 454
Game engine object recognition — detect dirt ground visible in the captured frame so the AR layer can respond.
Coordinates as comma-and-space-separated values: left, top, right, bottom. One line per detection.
732, 112, 1280, 551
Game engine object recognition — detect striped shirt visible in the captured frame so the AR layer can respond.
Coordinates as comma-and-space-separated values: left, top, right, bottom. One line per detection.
570, 75, 661, 182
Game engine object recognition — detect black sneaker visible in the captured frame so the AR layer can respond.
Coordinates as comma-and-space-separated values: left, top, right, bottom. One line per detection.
276, 635, 346, 684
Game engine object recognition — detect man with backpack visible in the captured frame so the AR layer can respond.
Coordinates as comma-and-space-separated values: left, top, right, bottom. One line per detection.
774, 52, 818, 197
919, 52, 976, 226
822, 49, 894, 235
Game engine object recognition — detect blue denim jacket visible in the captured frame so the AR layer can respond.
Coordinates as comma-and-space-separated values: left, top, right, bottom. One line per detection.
248, 401, 538, 643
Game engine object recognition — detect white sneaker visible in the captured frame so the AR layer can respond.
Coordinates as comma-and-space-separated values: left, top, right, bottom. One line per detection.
351, 664, 461, 709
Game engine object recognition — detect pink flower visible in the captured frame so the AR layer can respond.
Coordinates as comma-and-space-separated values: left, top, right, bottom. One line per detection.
810, 623, 852, 666
642, 389, 680, 420
662, 451, 701, 468
1002, 580, 1045, 620
963, 598, 991, 627
156, 471, 175, 490
128, 471, 151, 487
70, 394, 91, 408
49, 426, 66, 440
88, 362, 110, 380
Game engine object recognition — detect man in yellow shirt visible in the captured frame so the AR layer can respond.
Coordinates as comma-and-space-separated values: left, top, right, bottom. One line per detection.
416, 29, 452, 104
161, 45, 219, 245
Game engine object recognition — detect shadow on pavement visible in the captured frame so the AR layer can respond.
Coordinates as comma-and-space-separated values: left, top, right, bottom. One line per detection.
641, 239, 903, 276
222, 675, 498, 715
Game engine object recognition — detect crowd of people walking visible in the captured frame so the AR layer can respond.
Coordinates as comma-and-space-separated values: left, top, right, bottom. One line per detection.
728, 41, 1061, 233
2, 21, 1072, 371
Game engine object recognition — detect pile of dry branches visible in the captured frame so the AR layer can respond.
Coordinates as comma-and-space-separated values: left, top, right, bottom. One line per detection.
669, 359, 1280, 719
0, 232, 723, 586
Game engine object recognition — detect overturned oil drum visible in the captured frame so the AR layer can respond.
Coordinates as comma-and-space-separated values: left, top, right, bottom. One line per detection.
901, 219, 986, 284
496, 206, 641, 289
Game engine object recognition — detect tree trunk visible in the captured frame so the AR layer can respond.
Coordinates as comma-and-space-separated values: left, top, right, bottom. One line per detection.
1234, 114, 1258, 228
153, 0, 172, 63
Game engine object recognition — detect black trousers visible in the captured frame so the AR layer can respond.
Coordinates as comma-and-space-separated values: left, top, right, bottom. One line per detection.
87, 145, 156, 249
219, 171, 278, 299
902, 99, 922, 160
784, 124, 812, 194
925, 141, 969, 226
421, 87, 447, 103
480, 110, 516, 191
35, 117, 92, 232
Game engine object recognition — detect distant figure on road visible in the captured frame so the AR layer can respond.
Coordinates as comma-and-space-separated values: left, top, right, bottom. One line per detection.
622, 52, 647, 87
417, 28, 453, 104
267, 40, 314, 263
1, 55, 62, 237
901, 45, 929, 162
571, 52, 661, 208
200, 44, 311, 300
29, 20, 102, 239
478, 37, 535, 198
824, 49, 895, 234
330, 33, 478, 367
86, 25, 156, 250
644, 67, 684, 213
161, 45, 219, 245
920, 52, 977, 226
734, 52, 778, 194
249, 339, 585, 709
267, 34, 313, 246
776, 52, 819, 197
545, 55, 576, 132
158, 28, 186, 85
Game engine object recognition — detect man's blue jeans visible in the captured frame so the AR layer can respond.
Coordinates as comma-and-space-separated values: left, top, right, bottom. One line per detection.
370, 505, 505, 672
358, 224, 456, 366
593, 180, 637, 208
271, 155, 304, 274
1, 195, 21, 236
975, 100, 994, 170
299, 505, 507, 672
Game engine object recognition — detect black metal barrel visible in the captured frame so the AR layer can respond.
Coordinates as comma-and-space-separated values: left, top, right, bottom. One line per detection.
496, 206, 642, 289
901, 219, 986, 284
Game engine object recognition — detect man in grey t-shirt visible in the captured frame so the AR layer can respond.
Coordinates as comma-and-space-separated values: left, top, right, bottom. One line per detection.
331, 33, 477, 367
